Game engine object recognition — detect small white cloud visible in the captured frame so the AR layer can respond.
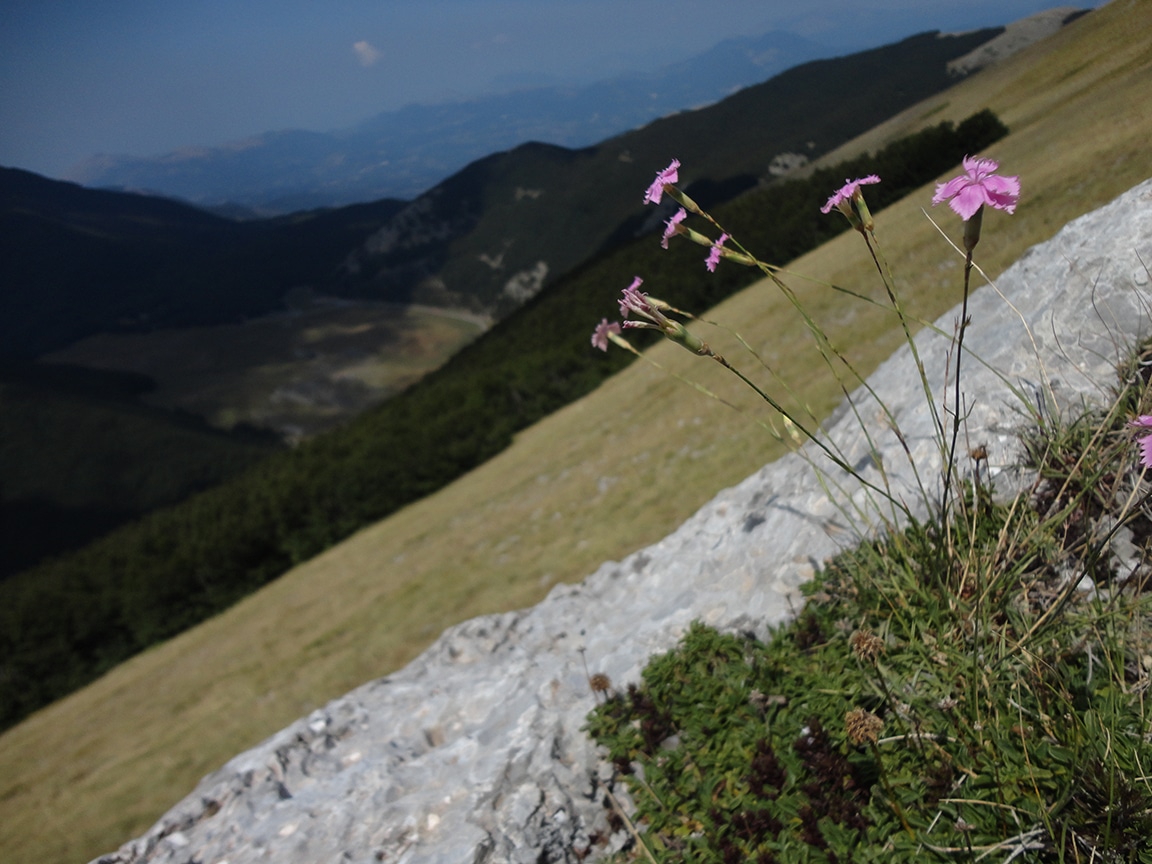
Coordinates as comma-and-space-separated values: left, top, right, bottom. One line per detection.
353, 40, 381, 67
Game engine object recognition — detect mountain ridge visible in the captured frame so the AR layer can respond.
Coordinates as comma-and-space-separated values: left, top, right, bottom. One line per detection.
329, 29, 1009, 318
0, 25, 1013, 594
64, 6, 1087, 216
0, 165, 407, 357
2, 27, 1004, 361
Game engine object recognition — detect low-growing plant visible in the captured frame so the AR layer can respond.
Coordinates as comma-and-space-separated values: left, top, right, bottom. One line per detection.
585, 155, 1152, 861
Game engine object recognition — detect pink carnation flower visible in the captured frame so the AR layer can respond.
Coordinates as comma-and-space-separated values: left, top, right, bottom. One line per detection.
643, 159, 680, 205
615, 275, 709, 356
820, 175, 880, 215
619, 277, 659, 322
1130, 415, 1152, 468
591, 318, 622, 352
618, 277, 671, 333
661, 208, 687, 249
705, 233, 729, 273
618, 276, 646, 317
932, 155, 1020, 221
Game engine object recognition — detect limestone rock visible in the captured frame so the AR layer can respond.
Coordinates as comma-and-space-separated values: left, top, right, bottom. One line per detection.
93, 178, 1152, 863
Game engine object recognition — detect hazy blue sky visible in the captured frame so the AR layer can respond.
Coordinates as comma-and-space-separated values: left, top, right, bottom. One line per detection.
0, 1, 1097, 179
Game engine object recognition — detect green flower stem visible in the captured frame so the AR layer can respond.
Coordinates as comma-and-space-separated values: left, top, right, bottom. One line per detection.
868, 660, 925, 756
863, 230, 945, 477
869, 739, 916, 840
941, 247, 974, 536
690, 212, 919, 520
708, 352, 907, 514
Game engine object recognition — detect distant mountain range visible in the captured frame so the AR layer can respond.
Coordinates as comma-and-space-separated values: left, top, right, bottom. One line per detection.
0, 15, 1068, 588
0, 20, 1018, 590
3, 28, 1012, 363
0, 20, 1031, 594
66, 30, 840, 213
59, 8, 1089, 217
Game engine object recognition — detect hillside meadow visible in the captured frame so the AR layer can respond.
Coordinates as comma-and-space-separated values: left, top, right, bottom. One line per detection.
45, 302, 489, 440
2, 2, 1151, 862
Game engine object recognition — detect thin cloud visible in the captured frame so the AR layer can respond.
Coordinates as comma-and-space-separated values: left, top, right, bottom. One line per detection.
353, 40, 381, 67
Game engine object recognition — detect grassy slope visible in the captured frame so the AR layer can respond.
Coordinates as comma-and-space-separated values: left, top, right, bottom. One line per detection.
3, 3, 1151, 862
43, 303, 488, 439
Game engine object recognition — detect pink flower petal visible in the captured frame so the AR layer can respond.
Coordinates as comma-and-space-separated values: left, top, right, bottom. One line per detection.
591, 318, 621, 351
822, 175, 880, 215
661, 208, 687, 249
932, 175, 968, 205
643, 159, 680, 205
705, 234, 728, 272
963, 155, 999, 177
618, 276, 670, 330
948, 185, 987, 221
1140, 434, 1152, 469
819, 191, 845, 214
618, 277, 646, 317
933, 155, 1019, 221
981, 174, 1021, 214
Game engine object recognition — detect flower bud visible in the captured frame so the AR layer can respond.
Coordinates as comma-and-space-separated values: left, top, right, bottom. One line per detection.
663, 320, 711, 356
664, 185, 704, 216
836, 200, 864, 232
682, 226, 717, 248
852, 189, 875, 232
963, 205, 983, 252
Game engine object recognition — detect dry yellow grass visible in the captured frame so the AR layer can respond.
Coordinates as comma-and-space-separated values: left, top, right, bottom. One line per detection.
46, 302, 486, 438
3, 3, 1151, 861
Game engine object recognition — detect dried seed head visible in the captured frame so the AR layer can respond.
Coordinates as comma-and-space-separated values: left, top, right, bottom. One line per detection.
589, 673, 612, 693
845, 707, 884, 745
849, 629, 885, 663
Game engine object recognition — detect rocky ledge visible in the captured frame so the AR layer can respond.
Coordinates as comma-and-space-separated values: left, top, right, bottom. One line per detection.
94, 178, 1152, 863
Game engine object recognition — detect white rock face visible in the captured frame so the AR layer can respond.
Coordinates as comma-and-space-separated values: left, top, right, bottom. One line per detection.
92, 178, 1152, 864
